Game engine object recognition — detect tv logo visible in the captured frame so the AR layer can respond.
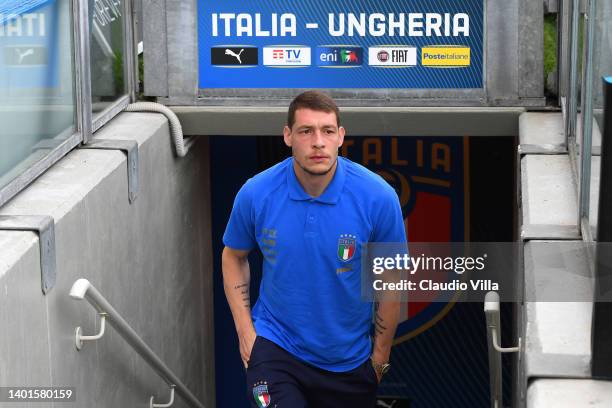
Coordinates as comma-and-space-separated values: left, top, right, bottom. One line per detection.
368, 47, 416, 67
263, 46, 311, 66
316, 46, 363, 67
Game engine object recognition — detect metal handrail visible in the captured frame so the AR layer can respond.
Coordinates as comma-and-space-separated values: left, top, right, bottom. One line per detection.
69, 278, 205, 408
484, 291, 521, 408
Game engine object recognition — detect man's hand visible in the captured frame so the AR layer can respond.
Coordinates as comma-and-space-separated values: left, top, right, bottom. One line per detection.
370, 299, 400, 383
371, 361, 382, 383
370, 352, 389, 384
239, 326, 257, 368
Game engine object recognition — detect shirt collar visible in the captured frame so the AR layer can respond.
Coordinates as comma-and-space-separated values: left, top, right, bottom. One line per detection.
286, 157, 346, 204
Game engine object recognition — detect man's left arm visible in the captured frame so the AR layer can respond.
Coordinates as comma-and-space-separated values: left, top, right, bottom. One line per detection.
371, 298, 400, 380
370, 186, 408, 381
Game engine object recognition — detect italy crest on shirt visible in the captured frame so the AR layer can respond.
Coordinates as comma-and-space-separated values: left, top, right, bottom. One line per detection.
338, 234, 357, 262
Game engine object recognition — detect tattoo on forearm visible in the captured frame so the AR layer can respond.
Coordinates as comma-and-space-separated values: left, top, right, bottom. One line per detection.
375, 315, 387, 329
234, 282, 250, 308
242, 297, 250, 308
375, 314, 387, 335
374, 303, 387, 337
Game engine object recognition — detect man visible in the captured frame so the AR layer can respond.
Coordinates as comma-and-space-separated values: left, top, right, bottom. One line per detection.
222, 91, 407, 407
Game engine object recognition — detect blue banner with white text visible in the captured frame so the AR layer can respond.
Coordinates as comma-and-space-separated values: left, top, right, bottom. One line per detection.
0, 0, 59, 89
198, 0, 484, 88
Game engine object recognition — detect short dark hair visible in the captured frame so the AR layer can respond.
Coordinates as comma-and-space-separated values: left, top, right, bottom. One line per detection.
287, 91, 340, 129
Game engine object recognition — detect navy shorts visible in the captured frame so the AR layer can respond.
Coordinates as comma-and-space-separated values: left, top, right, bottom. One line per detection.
246, 336, 378, 408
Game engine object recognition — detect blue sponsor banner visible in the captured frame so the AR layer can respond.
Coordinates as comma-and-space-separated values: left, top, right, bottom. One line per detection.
198, 0, 483, 89
0, 0, 60, 89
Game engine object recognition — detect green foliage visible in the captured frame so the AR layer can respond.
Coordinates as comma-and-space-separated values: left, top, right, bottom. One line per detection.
136, 52, 155, 101
113, 49, 152, 101
113, 51, 124, 95
544, 14, 557, 82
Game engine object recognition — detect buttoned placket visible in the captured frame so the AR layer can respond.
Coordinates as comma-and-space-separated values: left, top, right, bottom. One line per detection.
304, 199, 318, 236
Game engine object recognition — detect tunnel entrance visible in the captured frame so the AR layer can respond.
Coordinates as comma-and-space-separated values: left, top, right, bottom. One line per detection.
209, 134, 516, 407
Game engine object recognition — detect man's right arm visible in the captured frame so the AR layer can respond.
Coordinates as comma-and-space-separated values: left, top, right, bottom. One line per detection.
222, 246, 257, 367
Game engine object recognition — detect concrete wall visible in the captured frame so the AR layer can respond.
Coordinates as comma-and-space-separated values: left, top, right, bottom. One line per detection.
516, 112, 612, 407
0, 112, 214, 407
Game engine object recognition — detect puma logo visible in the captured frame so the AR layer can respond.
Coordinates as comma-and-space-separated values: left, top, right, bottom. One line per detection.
15, 48, 34, 64
377, 400, 397, 408
225, 48, 244, 64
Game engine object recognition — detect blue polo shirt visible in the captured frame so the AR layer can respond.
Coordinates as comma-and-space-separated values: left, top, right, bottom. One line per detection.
223, 156, 407, 372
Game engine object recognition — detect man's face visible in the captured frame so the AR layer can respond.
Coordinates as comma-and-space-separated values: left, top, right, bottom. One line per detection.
283, 108, 345, 176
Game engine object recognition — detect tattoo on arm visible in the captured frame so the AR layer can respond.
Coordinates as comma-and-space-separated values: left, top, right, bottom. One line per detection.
373, 302, 387, 337
375, 313, 387, 335
235, 282, 250, 308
